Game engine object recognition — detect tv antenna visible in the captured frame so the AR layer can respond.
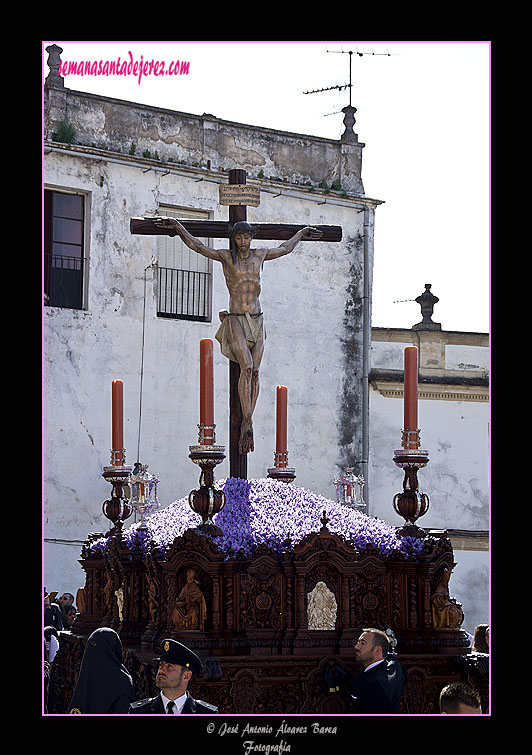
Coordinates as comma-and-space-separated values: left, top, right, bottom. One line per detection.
303, 47, 394, 115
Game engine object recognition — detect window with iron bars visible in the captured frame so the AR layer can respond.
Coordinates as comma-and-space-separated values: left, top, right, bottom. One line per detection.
156, 206, 213, 322
44, 189, 86, 309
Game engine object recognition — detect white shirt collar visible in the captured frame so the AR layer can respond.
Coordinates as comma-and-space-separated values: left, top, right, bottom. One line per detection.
160, 691, 188, 713
364, 659, 386, 672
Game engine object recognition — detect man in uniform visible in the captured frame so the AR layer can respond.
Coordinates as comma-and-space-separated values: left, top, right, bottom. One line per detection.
349, 628, 407, 714
153, 216, 322, 454
128, 639, 218, 714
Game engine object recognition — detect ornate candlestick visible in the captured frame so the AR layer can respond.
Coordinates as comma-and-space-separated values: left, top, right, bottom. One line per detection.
102, 456, 133, 536
267, 451, 296, 484
103, 379, 133, 535
267, 385, 296, 483
188, 422, 226, 537
188, 339, 226, 536
392, 433, 430, 538
393, 346, 429, 538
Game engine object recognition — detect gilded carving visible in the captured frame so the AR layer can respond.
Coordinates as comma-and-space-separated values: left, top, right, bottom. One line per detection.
241, 571, 281, 629
114, 586, 124, 622
145, 569, 159, 625
172, 567, 207, 630
432, 568, 464, 630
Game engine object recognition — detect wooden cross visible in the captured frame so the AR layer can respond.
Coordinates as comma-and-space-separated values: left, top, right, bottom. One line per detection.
130, 169, 342, 479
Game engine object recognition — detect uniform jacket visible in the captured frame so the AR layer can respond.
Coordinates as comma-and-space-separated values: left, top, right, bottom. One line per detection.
128, 691, 218, 714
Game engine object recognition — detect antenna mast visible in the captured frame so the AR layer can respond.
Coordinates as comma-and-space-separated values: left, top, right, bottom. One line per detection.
303, 47, 393, 115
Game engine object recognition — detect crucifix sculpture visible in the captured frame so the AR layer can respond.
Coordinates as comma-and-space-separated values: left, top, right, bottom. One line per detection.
131, 169, 342, 478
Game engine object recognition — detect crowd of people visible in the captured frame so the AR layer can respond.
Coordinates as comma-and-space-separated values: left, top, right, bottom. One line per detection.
44, 591, 80, 713
44, 591, 79, 631
44, 590, 488, 715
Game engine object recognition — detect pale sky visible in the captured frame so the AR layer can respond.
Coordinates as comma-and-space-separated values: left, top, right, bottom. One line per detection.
43, 40, 490, 333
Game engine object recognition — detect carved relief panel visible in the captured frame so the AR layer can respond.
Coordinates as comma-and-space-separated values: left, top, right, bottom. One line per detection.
240, 558, 282, 630
307, 581, 337, 630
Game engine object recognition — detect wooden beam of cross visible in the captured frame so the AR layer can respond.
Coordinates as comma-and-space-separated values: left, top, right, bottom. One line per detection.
130, 169, 342, 479
130, 219, 342, 242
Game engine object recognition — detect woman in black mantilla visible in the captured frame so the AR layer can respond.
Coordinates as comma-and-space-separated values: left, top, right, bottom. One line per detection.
68, 627, 135, 714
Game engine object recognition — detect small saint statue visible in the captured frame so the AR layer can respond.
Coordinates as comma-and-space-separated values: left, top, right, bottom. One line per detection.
172, 567, 207, 631
431, 568, 464, 630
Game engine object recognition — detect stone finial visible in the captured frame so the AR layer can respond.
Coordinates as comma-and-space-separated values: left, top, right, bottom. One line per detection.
45, 44, 64, 88
412, 284, 441, 331
340, 104, 358, 143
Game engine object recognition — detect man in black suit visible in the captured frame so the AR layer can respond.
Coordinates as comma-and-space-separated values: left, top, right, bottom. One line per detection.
349, 628, 406, 714
128, 639, 218, 714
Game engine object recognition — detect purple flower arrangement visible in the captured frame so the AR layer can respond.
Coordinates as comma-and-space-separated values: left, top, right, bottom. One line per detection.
88, 477, 424, 560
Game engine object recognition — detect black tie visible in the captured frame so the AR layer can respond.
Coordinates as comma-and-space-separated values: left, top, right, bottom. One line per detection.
166, 700, 175, 714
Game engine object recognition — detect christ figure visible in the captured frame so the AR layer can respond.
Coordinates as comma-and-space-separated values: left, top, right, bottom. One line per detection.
153, 217, 322, 454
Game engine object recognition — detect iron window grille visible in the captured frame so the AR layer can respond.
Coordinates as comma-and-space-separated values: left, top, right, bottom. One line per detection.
44, 189, 86, 310
156, 206, 212, 322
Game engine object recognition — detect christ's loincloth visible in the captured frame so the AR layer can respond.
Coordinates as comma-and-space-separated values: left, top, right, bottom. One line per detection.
215, 310, 266, 364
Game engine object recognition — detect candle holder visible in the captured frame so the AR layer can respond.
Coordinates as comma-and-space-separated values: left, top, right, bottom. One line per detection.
268, 451, 296, 484
110, 448, 126, 466
102, 461, 133, 536
392, 448, 430, 538
129, 462, 159, 530
334, 468, 366, 513
188, 444, 226, 537
401, 428, 421, 450
197, 422, 216, 445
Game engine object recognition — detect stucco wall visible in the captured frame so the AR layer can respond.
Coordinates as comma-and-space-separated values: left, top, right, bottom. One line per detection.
44, 87, 365, 195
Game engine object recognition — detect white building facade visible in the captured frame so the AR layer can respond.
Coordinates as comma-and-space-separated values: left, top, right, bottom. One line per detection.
43, 55, 380, 596
369, 318, 489, 634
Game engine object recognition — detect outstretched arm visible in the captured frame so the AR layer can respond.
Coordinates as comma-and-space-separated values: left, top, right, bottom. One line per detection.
153, 217, 224, 261
263, 226, 323, 260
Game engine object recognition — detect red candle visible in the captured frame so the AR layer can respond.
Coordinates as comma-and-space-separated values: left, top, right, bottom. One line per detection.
403, 346, 419, 449
200, 339, 214, 444
111, 379, 124, 464
276, 385, 288, 466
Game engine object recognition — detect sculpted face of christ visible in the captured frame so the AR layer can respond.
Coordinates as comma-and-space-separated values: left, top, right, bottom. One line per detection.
153, 217, 322, 454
